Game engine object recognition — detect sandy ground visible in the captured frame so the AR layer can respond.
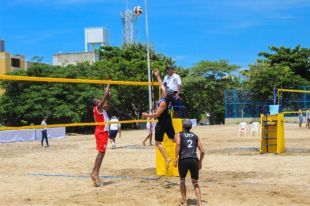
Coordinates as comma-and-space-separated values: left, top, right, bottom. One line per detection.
0, 124, 310, 206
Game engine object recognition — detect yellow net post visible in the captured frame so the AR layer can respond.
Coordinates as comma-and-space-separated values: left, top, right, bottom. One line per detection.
260, 113, 285, 154
156, 118, 182, 176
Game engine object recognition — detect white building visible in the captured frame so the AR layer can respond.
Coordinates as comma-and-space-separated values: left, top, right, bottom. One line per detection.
52, 52, 98, 66
52, 27, 109, 66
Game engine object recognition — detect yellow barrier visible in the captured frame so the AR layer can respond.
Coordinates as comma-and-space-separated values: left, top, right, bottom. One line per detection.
260, 113, 285, 154
156, 118, 182, 176
283, 111, 307, 114
0, 75, 159, 86
278, 88, 310, 93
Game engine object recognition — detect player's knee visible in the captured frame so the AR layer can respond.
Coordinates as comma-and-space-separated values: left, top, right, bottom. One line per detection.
180, 178, 185, 184
192, 180, 199, 188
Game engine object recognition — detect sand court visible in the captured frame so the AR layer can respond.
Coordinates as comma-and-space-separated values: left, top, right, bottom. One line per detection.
0, 124, 309, 206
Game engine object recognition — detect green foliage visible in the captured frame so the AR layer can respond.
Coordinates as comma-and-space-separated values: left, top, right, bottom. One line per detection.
3, 43, 307, 127
258, 45, 310, 81
181, 60, 240, 124
0, 44, 173, 129
242, 62, 308, 101
0, 63, 101, 128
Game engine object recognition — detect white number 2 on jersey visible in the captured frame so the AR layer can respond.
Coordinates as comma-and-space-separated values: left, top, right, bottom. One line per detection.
187, 140, 193, 148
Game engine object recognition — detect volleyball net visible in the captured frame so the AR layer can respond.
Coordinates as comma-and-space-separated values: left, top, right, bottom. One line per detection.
0, 74, 160, 131
277, 87, 310, 115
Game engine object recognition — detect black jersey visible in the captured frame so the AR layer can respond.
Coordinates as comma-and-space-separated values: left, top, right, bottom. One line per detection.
157, 97, 172, 122
179, 131, 198, 160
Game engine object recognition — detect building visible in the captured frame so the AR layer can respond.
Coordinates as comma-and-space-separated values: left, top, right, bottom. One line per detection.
52, 52, 98, 66
84, 27, 109, 52
52, 27, 109, 66
0, 52, 26, 73
0, 40, 27, 94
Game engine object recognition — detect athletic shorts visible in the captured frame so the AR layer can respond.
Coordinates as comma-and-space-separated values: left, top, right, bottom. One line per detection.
172, 98, 182, 112
95, 130, 109, 153
178, 158, 199, 180
308, 118, 310, 123
146, 127, 155, 135
155, 120, 175, 142
109, 130, 118, 139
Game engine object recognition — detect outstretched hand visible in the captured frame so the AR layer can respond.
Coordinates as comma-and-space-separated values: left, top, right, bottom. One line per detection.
153, 69, 159, 77
142, 112, 148, 118
104, 86, 110, 97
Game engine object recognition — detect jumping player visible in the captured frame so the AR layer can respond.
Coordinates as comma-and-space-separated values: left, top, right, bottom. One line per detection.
142, 68, 175, 170
174, 119, 205, 206
91, 86, 110, 187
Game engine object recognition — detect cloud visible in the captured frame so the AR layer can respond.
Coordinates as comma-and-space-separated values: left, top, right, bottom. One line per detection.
173, 55, 188, 61
9, 0, 116, 6
228, 0, 310, 11
11, 29, 73, 44
227, 21, 262, 29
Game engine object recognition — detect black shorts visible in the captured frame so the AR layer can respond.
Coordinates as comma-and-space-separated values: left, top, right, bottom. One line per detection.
178, 158, 199, 180
155, 120, 175, 142
109, 130, 118, 139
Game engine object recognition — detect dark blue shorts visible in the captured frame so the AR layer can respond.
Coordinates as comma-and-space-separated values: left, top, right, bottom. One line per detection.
109, 130, 118, 139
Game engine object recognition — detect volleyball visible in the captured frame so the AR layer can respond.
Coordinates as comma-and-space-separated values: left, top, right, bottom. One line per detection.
133, 6, 143, 16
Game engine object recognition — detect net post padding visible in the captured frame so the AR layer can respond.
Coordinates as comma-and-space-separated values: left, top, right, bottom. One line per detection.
156, 118, 182, 176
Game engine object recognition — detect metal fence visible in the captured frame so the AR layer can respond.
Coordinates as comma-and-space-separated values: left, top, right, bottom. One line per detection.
224, 86, 310, 118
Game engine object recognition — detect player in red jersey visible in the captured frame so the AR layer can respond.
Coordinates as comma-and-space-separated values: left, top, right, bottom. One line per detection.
91, 86, 110, 187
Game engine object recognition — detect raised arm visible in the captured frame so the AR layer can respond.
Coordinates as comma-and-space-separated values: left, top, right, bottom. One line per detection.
153, 69, 167, 97
97, 86, 110, 113
142, 101, 166, 119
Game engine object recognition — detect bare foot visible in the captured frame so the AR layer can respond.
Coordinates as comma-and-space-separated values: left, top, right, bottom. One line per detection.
166, 158, 171, 170
91, 173, 101, 187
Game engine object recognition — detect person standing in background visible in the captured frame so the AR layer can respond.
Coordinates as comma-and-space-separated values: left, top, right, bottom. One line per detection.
298, 109, 303, 128
109, 116, 121, 149
41, 116, 49, 148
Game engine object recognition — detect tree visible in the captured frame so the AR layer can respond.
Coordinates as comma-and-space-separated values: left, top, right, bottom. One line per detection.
258, 45, 310, 81
241, 62, 308, 102
0, 44, 173, 130
0, 63, 101, 130
182, 60, 240, 124
96, 44, 173, 122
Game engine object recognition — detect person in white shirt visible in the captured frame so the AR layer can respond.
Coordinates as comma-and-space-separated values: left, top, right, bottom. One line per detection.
163, 66, 182, 98
109, 116, 121, 149
41, 116, 49, 147
163, 66, 182, 117
143, 116, 156, 146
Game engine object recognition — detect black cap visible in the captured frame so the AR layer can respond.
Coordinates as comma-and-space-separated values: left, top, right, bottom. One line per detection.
182, 119, 192, 130
166, 88, 175, 99
166, 65, 175, 70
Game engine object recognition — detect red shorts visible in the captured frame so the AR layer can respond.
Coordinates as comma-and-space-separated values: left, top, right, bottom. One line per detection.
95, 130, 109, 152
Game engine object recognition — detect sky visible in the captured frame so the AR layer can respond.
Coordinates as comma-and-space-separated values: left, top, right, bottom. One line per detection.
0, 0, 310, 69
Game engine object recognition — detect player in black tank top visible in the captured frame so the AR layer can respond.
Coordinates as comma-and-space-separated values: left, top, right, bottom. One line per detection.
179, 131, 199, 160
142, 69, 176, 170
174, 119, 205, 206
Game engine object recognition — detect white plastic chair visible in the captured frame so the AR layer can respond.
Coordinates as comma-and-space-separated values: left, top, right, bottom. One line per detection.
251, 122, 260, 137
238, 122, 247, 137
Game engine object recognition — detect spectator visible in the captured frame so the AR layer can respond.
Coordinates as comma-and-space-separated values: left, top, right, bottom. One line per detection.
41, 116, 49, 148
109, 116, 121, 149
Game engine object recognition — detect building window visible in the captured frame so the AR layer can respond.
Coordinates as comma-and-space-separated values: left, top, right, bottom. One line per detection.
11, 58, 21, 68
